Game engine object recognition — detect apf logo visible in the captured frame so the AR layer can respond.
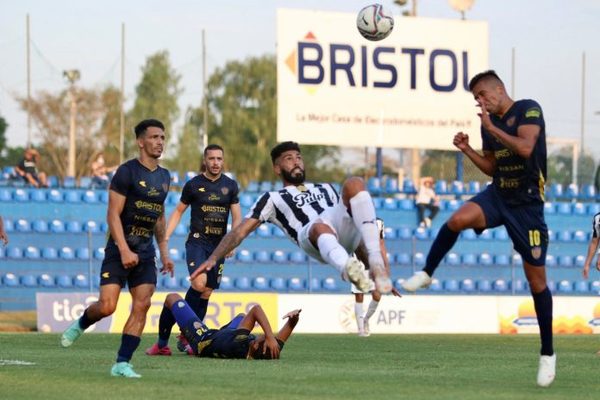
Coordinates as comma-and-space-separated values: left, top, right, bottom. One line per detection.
285, 31, 472, 93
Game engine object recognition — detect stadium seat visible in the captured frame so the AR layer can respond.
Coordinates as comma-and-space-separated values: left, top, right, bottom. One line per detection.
59, 247, 75, 260
2, 219, 13, 233
557, 280, 573, 293
443, 279, 459, 292
0, 247, 4, 259
460, 278, 475, 292
42, 247, 58, 260
461, 253, 477, 266
38, 274, 56, 288
0, 188, 11, 202
287, 277, 304, 291
414, 227, 428, 240
581, 184, 596, 200
413, 252, 426, 266
240, 194, 255, 208
572, 202, 586, 215
257, 224, 271, 238
2, 273, 19, 287
549, 183, 563, 199
63, 176, 76, 188
461, 229, 477, 240
587, 203, 600, 215
56, 274, 73, 288
162, 276, 179, 290
308, 277, 321, 291
82, 190, 98, 203
398, 199, 414, 211
272, 226, 286, 238
24, 246, 41, 259
66, 221, 82, 233
509, 279, 527, 293
445, 252, 460, 266
494, 254, 510, 266
429, 278, 442, 292
252, 276, 269, 291
545, 254, 557, 268
76, 247, 90, 260
20, 274, 37, 288
64, 190, 81, 203
467, 181, 480, 195
273, 181, 283, 191
395, 253, 411, 265
84, 220, 100, 233
30, 190, 47, 202
572, 230, 587, 242
270, 277, 286, 291
322, 277, 338, 292
566, 183, 578, 199
476, 279, 492, 292
184, 171, 196, 183
383, 226, 397, 240
557, 255, 573, 268
494, 229, 509, 241
591, 281, 600, 294
236, 249, 253, 263
259, 181, 273, 192
50, 219, 65, 233
372, 197, 383, 209
99, 191, 109, 203
367, 177, 381, 195
288, 251, 306, 263
556, 202, 571, 215
382, 198, 397, 210
543, 202, 555, 215
254, 250, 270, 263
245, 181, 259, 192
48, 189, 63, 202
272, 250, 287, 263
94, 247, 105, 260
397, 226, 412, 240
13, 188, 29, 202
74, 274, 90, 289
47, 175, 58, 188
434, 180, 447, 195
169, 171, 180, 187
219, 276, 233, 290
234, 276, 251, 290
384, 177, 399, 194
402, 179, 416, 194
15, 218, 31, 232
574, 281, 589, 294
492, 279, 508, 292
574, 255, 586, 268
479, 229, 493, 240
511, 253, 522, 265
450, 181, 464, 196
478, 253, 493, 266
79, 176, 92, 189
32, 220, 49, 233
7, 247, 23, 259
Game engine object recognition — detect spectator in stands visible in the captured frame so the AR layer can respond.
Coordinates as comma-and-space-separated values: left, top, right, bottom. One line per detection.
582, 212, 600, 281
415, 176, 440, 228
147, 292, 300, 359
90, 152, 117, 189
352, 218, 400, 337
402, 70, 555, 387
15, 148, 48, 188
59, 119, 174, 379
0, 215, 8, 245
145, 144, 242, 356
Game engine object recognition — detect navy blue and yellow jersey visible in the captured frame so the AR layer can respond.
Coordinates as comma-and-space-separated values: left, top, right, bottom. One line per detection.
105, 159, 170, 260
482, 99, 547, 206
195, 327, 252, 359
180, 173, 239, 246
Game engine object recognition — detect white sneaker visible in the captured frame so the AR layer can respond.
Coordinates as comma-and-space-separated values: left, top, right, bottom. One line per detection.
537, 354, 556, 387
363, 318, 370, 336
401, 271, 432, 292
344, 257, 369, 292
424, 217, 432, 228
358, 330, 370, 337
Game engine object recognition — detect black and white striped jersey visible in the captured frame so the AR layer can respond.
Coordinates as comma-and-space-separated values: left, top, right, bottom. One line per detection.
246, 183, 340, 244
592, 213, 600, 238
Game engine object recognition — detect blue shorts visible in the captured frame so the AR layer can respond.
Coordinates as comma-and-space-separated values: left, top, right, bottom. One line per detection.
185, 240, 225, 289
100, 255, 157, 288
469, 185, 548, 266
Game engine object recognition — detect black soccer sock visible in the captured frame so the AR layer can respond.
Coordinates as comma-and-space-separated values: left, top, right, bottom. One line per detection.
78, 309, 96, 330
116, 334, 141, 363
157, 305, 176, 347
185, 287, 208, 321
532, 286, 554, 356
423, 223, 460, 277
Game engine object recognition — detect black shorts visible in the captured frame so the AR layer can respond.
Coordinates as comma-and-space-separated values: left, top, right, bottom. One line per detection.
469, 185, 548, 266
100, 255, 157, 288
186, 240, 225, 289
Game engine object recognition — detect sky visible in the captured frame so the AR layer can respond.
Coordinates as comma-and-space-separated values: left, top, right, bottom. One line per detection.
1, 0, 599, 158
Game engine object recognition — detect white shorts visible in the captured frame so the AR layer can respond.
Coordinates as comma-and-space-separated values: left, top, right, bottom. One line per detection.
351, 269, 376, 294
298, 203, 363, 264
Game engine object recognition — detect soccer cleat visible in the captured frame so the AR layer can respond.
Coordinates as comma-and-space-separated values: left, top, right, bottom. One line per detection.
358, 330, 370, 337
60, 319, 84, 348
537, 354, 556, 387
145, 343, 172, 356
363, 318, 370, 336
183, 344, 195, 356
110, 362, 142, 378
401, 271, 432, 292
344, 257, 369, 292
176, 333, 190, 353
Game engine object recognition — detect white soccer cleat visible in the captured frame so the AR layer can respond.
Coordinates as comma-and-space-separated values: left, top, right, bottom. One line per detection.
344, 257, 369, 292
537, 354, 556, 387
369, 263, 392, 294
401, 271, 432, 292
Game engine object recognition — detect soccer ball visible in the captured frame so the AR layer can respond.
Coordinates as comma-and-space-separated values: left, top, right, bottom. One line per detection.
356, 4, 395, 41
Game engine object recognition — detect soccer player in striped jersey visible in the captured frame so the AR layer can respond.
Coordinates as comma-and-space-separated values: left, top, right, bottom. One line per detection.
190, 141, 392, 294
582, 212, 600, 281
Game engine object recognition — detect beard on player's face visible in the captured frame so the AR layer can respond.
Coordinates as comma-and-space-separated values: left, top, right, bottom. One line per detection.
281, 167, 305, 185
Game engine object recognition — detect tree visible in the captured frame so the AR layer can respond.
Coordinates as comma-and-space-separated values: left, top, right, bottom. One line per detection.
127, 50, 182, 159
0, 115, 7, 157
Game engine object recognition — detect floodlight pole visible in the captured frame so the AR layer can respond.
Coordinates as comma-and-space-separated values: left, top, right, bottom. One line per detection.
64, 70, 80, 178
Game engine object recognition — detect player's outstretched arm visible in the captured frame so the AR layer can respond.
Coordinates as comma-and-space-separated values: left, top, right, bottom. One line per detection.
190, 217, 261, 279
276, 309, 302, 343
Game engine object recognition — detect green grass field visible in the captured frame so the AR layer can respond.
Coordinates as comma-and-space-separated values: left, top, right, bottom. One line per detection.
0, 333, 598, 400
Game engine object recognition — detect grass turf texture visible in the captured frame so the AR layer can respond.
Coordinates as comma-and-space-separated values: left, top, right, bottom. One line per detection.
0, 333, 597, 400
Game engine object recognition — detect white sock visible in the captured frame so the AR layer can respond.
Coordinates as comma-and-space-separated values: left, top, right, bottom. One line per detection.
354, 302, 364, 331
364, 300, 379, 321
349, 191, 383, 265
317, 233, 349, 274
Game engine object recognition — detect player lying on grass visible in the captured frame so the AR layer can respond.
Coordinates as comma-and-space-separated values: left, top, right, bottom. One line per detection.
146, 293, 300, 359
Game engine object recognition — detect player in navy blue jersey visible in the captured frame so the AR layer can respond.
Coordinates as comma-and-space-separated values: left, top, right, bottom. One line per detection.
402, 70, 555, 387
146, 144, 241, 356
60, 119, 174, 378
151, 293, 300, 359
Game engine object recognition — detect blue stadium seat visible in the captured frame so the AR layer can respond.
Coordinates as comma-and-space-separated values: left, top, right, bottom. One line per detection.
169, 248, 182, 261
99, 191, 109, 203
59, 247, 75, 260
79, 176, 92, 189
0, 247, 4, 259
572, 202, 586, 215
587, 203, 600, 215
549, 183, 563, 199
434, 180, 447, 195
270, 277, 286, 291
162, 276, 179, 290
220, 276, 233, 290
581, 184, 596, 200
574, 255, 586, 268
460, 278, 475, 292
443, 279, 459, 292
494, 229, 509, 241
254, 250, 270, 263
494, 254, 510, 266
92, 275, 101, 288
402, 179, 416, 194
2, 219, 13, 233
273, 181, 283, 191
429, 278, 442, 292
234, 276, 251, 290
450, 181, 464, 196
322, 277, 338, 292
38, 274, 56, 287
477, 279, 492, 292
173, 223, 187, 236
30, 190, 47, 202
47, 175, 59, 188
272, 250, 287, 263
479, 229, 493, 240
557, 255, 573, 268
63, 176, 76, 189
0, 188, 11, 202
94, 247, 105, 260
429, 228, 440, 239
467, 181, 481, 195
461, 253, 477, 266
179, 276, 190, 288
557, 280, 573, 293
545, 254, 557, 268
82, 190, 98, 203
509, 279, 527, 293
240, 194, 255, 208
84, 220, 100, 233
252, 276, 269, 291
288, 251, 307, 263
7, 247, 23, 259
56, 274, 73, 288
308, 277, 321, 291
64, 190, 81, 203
367, 177, 381, 195
395, 253, 411, 265
66, 221, 82, 233
236, 249, 253, 263
493, 279, 508, 292
272, 226, 286, 238
32, 220, 49, 233
397, 226, 412, 240
572, 230, 587, 242
543, 202, 555, 215
478, 253, 493, 266
48, 189, 63, 202
245, 181, 259, 192
167, 193, 180, 206
184, 171, 196, 183
2, 273, 19, 287
591, 281, 600, 293
287, 277, 304, 291
382, 198, 397, 210
76, 248, 90, 260
20, 274, 38, 288
445, 199, 461, 211
556, 202, 571, 215
398, 199, 414, 211
566, 183, 578, 199
511, 253, 522, 265
257, 224, 271, 238
445, 252, 460, 266
414, 227, 428, 240
413, 252, 426, 266
461, 229, 477, 240
169, 171, 180, 187
259, 181, 273, 192
384, 178, 399, 194
383, 226, 397, 239
74, 274, 89, 289
15, 218, 31, 233
574, 281, 589, 294
50, 219, 65, 233
42, 247, 58, 260
13, 188, 29, 202
372, 197, 383, 209
24, 246, 41, 259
